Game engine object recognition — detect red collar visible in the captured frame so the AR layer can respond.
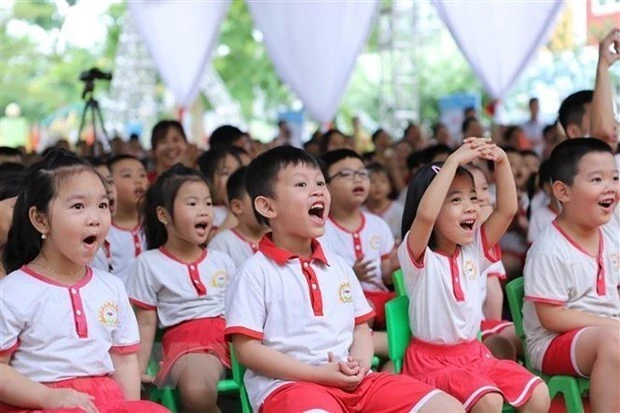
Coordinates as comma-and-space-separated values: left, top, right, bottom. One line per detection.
258, 234, 329, 266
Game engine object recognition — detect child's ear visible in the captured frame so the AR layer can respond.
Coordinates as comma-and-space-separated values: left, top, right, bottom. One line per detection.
254, 196, 276, 221
230, 198, 243, 216
156, 206, 171, 226
29, 206, 49, 238
552, 180, 570, 203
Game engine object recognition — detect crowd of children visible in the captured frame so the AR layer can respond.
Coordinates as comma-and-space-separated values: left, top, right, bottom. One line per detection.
0, 28, 619, 413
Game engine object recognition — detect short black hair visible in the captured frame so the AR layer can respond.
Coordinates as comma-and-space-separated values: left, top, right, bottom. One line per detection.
548, 137, 613, 186
226, 166, 248, 204
321, 149, 364, 179
319, 129, 346, 155
0, 146, 22, 159
421, 144, 453, 164
558, 90, 593, 134
197, 147, 241, 185
371, 128, 386, 143
520, 149, 540, 159
0, 162, 25, 201
107, 154, 144, 171
529, 97, 539, 105
246, 146, 320, 226
209, 125, 244, 149
538, 159, 552, 191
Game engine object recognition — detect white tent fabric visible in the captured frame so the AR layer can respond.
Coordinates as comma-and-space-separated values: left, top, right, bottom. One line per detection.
434, 0, 564, 100
247, 0, 379, 122
129, 1, 231, 108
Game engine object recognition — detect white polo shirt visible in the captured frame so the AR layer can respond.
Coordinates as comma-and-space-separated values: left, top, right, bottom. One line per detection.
527, 205, 558, 245
208, 228, 258, 268
224, 235, 374, 412
126, 247, 235, 328
480, 257, 507, 320
91, 224, 146, 284
322, 212, 395, 292
398, 228, 499, 344
0, 267, 140, 383
362, 201, 404, 241
523, 221, 620, 370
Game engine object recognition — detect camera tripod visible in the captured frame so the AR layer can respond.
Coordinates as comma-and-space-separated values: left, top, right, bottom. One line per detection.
77, 80, 111, 155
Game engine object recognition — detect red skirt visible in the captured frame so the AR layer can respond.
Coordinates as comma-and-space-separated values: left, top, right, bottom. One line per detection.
156, 316, 230, 386
0, 376, 168, 412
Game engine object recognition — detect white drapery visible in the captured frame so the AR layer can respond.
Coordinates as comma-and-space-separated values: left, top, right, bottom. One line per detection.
434, 0, 564, 100
247, 0, 379, 123
129, 1, 231, 109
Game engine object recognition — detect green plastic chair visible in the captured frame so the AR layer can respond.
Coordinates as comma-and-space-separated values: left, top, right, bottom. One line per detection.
391, 269, 406, 297
147, 329, 240, 412
505, 277, 590, 413
385, 295, 411, 374
230, 343, 252, 413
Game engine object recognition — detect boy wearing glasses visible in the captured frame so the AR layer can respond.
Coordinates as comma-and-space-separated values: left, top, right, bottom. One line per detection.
321, 150, 397, 332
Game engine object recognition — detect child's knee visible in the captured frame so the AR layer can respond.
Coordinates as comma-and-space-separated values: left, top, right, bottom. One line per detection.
599, 327, 620, 362
179, 382, 218, 408
521, 382, 550, 413
472, 392, 503, 413
416, 392, 465, 413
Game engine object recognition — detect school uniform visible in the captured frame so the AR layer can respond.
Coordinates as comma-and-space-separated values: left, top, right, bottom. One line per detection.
479, 258, 513, 339
0, 266, 165, 412
208, 228, 258, 268
527, 205, 558, 245
322, 212, 395, 327
362, 201, 404, 241
91, 224, 146, 284
523, 221, 620, 376
224, 235, 442, 413
126, 247, 235, 385
398, 228, 543, 410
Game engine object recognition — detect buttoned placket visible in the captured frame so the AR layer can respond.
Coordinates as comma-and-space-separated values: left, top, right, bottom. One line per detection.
68, 286, 88, 338
300, 259, 324, 316
188, 263, 207, 296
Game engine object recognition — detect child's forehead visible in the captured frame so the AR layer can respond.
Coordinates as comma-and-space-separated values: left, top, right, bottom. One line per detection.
576, 152, 616, 174
450, 173, 475, 190
112, 158, 145, 171
56, 170, 106, 194
177, 179, 210, 196
330, 157, 364, 170
277, 163, 322, 179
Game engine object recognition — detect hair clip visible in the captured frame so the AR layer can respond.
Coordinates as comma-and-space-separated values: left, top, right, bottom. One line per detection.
431, 165, 441, 174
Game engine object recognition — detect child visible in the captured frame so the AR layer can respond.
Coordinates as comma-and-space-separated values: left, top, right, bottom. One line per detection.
0, 149, 164, 413
197, 147, 242, 235
148, 120, 188, 183
224, 146, 464, 413
87, 158, 119, 274
126, 164, 235, 413
0, 163, 24, 279
526, 160, 560, 244
363, 162, 404, 241
104, 155, 148, 283
208, 167, 268, 268
399, 138, 549, 412
523, 138, 620, 413
321, 149, 396, 331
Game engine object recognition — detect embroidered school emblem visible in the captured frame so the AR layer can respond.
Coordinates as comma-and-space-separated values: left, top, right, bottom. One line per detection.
210, 270, 228, 288
98, 301, 119, 328
369, 235, 381, 250
338, 281, 353, 304
463, 259, 478, 281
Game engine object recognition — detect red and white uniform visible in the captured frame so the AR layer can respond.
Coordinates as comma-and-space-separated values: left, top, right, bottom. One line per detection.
523, 221, 620, 374
527, 205, 558, 245
225, 235, 441, 413
208, 228, 258, 268
398, 228, 542, 409
322, 212, 394, 292
126, 247, 236, 384
92, 224, 146, 284
363, 201, 404, 241
0, 267, 139, 382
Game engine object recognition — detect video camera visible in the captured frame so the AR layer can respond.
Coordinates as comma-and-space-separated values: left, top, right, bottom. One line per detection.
79, 67, 113, 83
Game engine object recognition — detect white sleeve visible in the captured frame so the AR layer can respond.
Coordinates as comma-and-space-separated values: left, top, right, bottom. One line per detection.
474, 227, 501, 273
524, 247, 568, 305
345, 264, 374, 323
0, 298, 22, 356
110, 283, 140, 353
397, 231, 427, 274
378, 218, 395, 259
224, 265, 266, 340
125, 257, 158, 310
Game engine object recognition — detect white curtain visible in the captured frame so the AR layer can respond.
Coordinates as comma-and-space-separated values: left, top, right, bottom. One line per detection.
248, 0, 379, 123
129, 1, 231, 109
434, 0, 564, 100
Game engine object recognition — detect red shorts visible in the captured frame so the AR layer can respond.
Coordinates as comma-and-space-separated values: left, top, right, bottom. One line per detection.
0, 376, 167, 412
480, 319, 514, 340
403, 339, 542, 410
259, 372, 441, 413
363, 290, 395, 329
157, 316, 230, 385
542, 328, 589, 378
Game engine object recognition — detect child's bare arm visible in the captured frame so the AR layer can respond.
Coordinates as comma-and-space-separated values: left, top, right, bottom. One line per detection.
591, 29, 619, 142
534, 302, 620, 333
483, 277, 504, 320
348, 323, 374, 371
134, 307, 157, 377
110, 352, 141, 400
483, 147, 518, 248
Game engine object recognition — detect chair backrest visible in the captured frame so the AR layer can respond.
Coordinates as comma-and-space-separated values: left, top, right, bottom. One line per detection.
392, 269, 406, 297
385, 295, 411, 374
230, 343, 252, 413
505, 277, 533, 369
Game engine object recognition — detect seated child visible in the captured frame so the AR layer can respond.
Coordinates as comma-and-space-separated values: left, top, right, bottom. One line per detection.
523, 138, 620, 412
208, 167, 268, 268
527, 160, 560, 245
127, 164, 236, 413
0, 162, 24, 278
0, 149, 164, 413
225, 146, 464, 413
363, 162, 404, 241
399, 138, 549, 412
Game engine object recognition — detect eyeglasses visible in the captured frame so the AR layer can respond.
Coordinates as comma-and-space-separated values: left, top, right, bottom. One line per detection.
327, 168, 370, 182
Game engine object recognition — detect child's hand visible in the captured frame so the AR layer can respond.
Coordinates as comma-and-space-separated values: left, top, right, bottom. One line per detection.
329, 352, 360, 376
598, 28, 620, 69
480, 144, 507, 164
451, 137, 493, 165
316, 353, 363, 391
353, 256, 375, 282
42, 388, 98, 413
